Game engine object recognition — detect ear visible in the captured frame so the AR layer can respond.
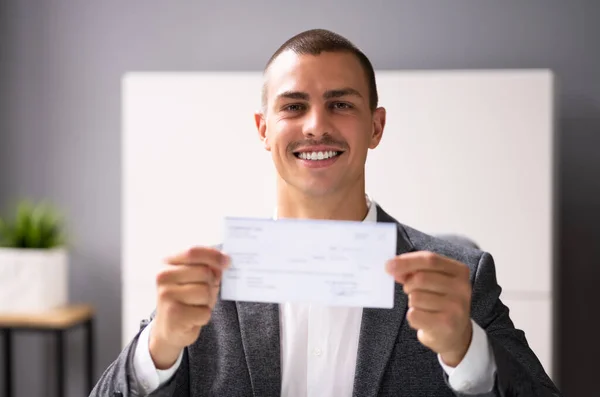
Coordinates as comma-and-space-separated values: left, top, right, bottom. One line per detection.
254, 111, 271, 151
369, 107, 386, 149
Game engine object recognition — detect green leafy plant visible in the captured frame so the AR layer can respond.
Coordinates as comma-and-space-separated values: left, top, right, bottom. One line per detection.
0, 199, 67, 249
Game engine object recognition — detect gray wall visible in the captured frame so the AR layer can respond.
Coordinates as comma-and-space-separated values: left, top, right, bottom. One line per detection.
1, 1, 598, 396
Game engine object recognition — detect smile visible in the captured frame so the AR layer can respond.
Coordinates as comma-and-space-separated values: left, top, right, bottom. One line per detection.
293, 150, 342, 161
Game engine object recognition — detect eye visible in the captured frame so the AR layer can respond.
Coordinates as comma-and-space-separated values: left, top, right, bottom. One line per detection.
282, 103, 306, 112
331, 102, 353, 110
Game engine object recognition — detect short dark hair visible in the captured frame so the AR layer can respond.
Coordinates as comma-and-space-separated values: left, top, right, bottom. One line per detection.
261, 29, 378, 112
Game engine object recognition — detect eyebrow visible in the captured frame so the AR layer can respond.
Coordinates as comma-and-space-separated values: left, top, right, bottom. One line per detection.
323, 88, 363, 100
277, 91, 309, 101
276, 87, 363, 102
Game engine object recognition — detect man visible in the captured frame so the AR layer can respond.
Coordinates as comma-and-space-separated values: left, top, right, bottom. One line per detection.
91, 29, 561, 396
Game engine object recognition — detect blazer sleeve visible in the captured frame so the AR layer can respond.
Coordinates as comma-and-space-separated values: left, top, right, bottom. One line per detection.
463, 251, 562, 397
89, 313, 190, 397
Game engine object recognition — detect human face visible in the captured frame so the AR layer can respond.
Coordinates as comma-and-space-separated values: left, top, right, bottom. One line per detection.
255, 51, 386, 198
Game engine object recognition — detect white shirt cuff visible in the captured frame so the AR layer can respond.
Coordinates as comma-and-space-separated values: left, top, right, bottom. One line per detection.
438, 319, 497, 394
132, 319, 184, 394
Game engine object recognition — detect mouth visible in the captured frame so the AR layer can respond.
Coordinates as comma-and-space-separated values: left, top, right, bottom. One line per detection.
293, 150, 344, 161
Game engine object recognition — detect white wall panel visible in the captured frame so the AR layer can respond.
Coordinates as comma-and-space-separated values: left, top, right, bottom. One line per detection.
122, 70, 554, 376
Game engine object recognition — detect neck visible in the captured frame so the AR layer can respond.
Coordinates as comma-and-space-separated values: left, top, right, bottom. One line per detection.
276, 179, 369, 221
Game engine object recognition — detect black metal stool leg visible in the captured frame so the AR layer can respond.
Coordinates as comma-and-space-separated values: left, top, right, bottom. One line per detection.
85, 318, 95, 393
2, 329, 13, 397
56, 330, 65, 397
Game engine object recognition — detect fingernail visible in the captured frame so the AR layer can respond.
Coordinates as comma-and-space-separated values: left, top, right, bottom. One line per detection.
385, 260, 395, 274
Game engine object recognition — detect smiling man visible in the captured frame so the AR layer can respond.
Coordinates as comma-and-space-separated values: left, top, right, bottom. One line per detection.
91, 29, 561, 397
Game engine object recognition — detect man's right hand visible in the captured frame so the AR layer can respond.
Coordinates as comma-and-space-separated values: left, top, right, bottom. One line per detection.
149, 246, 230, 369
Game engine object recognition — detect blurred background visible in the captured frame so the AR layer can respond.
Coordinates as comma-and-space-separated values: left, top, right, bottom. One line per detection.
0, 1, 598, 396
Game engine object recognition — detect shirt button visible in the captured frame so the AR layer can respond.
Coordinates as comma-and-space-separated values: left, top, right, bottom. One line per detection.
314, 348, 322, 356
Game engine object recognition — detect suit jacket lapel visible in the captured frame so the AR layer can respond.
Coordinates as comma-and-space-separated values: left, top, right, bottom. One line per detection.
353, 205, 415, 397
236, 302, 281, 397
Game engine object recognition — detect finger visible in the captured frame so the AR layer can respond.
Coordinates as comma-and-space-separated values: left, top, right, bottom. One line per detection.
157, 264, 213, 285
175, 304, 212, 328
386, 252, 467, 282
208, 284, 220, 309
211, 268, 223, 287
169, 283, 212, 306
165, 247, 230, 270
402, 270, 457, 295
408, 290, 447, 312
406, 307, 443, 331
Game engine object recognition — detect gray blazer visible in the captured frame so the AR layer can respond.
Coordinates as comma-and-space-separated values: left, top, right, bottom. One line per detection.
91, 205, 561, 396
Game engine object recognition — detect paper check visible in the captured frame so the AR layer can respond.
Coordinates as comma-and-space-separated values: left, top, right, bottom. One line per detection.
220, 217, 398, 308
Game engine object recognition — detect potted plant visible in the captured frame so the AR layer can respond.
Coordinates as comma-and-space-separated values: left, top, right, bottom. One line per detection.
0, 199, 69, 313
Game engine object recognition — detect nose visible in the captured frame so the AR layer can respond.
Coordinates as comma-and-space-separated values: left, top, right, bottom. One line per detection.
302, 106, 332, 139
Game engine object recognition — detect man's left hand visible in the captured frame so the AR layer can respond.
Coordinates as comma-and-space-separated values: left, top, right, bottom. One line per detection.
386, 251, 473, 367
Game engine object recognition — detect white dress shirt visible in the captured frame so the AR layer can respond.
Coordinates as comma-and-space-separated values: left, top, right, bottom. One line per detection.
132, 196, 497, 396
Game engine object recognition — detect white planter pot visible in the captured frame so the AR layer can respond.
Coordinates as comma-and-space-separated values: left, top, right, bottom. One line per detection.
0, 247, 68, 313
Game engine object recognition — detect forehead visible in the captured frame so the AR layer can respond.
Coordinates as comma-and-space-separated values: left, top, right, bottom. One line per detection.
266, 50, 368, 100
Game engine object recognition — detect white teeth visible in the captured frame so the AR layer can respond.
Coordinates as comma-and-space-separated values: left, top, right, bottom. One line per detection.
298, 151, 339, 160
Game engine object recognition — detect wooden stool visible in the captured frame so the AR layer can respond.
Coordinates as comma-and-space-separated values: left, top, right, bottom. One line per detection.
0, 304, 95, 397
